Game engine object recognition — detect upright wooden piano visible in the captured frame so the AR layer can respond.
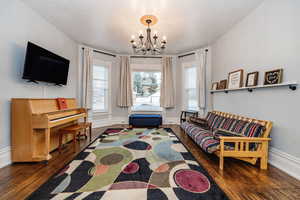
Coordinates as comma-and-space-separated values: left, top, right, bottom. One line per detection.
11, 98, 87, 162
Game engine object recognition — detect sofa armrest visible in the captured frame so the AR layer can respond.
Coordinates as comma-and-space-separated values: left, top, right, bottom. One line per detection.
220, 136, 271, 157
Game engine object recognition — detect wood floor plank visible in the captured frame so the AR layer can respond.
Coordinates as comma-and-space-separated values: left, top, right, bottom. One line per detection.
0, 124, 299, 200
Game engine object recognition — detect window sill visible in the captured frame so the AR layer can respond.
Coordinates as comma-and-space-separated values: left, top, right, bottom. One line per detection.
131, 105, 163, 112
92, 111, 110, 116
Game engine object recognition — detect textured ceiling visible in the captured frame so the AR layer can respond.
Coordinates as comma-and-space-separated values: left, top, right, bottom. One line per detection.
22, 0, 263, 54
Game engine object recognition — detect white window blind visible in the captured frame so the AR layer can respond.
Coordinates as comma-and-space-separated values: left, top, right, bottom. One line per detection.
93, 65, 109, 112
184, 65, 198, 110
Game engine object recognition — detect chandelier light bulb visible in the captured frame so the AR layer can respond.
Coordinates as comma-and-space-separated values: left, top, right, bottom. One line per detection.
139, 30, 143, 36
131, 35, 135, 40
163, 36, 167, 41
154, 30, 158, 36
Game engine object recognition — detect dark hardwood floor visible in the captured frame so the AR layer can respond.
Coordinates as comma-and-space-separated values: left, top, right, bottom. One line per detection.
0, 125, 299, 200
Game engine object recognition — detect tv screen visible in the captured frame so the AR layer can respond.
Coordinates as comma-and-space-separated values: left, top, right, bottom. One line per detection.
23, 42, 70, 85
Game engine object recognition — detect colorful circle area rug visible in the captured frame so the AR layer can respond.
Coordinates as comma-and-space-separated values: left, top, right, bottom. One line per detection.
27, 128, 229, 200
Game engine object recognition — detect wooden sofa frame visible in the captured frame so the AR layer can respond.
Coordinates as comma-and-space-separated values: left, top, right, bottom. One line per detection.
211, 111, 273, 170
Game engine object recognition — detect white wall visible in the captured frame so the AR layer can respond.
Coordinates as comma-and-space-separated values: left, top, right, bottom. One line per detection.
0, 0, 78, 150
211, 0, 300, 159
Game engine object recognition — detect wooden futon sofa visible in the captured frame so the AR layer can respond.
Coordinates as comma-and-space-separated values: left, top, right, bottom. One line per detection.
181, 111, 273, 170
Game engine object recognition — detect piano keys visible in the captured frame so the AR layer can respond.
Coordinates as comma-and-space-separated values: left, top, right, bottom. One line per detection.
11, 98, 87, 162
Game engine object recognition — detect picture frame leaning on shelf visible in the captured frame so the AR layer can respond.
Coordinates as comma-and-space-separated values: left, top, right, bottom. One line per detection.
228, 69, 244, 89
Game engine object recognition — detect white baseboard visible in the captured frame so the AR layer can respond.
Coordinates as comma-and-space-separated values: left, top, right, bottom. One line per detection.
269, 147, 300, 180
164, 117, 180, 125
92, 117, 128, 128
0, 146, 11, 168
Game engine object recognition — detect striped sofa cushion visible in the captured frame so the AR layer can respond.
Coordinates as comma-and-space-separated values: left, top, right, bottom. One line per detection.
219, 118, 236, 131
242, 122, 265, 137
211, 116, 226, 130
206, 112, 226, 130
206, 112, 217, 128
181, 122, 220, 153
229, 120, 249, 133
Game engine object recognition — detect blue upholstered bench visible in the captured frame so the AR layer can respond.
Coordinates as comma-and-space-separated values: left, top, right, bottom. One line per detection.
129, 114, 162, 128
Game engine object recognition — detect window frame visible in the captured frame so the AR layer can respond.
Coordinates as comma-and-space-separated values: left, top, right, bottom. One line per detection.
92, 59, 112, 115
131, 63, 162, 112
181, 61, 199, 111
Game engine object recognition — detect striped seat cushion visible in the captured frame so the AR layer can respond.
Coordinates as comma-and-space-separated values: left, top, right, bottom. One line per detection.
181, 122, 220, 153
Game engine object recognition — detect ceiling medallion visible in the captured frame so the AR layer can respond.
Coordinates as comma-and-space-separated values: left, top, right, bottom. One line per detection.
130, 15, 167, 55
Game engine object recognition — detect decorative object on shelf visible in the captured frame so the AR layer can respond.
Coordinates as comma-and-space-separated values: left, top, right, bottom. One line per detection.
130, 15, 167, 55
180, 110, 198, 124
210, 82, 297, 94
212, 82, 219, 90
218, 80, 227, 90
228, 69, 244, 89
246, 71, 259, 87
264, 69, 283, 85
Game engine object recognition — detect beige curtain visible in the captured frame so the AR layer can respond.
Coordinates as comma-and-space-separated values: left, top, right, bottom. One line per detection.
195, 49, 207, 110
160, 57, 175, 108
117, 56, 133, 107
82, 47, 93, 109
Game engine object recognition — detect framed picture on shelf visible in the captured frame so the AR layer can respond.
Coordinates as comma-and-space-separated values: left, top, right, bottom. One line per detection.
264, 69, 283, 85
218, 80, 227, 89
246, 71, 259, 87
211, 82, 219, 90
228, 69, 244, 89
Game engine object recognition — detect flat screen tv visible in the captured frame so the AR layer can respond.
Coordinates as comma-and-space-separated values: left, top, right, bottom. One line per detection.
22, 42, 70, 85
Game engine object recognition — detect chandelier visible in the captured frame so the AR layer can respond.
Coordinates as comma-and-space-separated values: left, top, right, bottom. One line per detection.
130, 15, 167, 55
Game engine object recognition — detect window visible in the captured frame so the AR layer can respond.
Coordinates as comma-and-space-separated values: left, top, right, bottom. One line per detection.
132, 71, 161, 108
183, 64, 198, 110
92, 62, 110, 112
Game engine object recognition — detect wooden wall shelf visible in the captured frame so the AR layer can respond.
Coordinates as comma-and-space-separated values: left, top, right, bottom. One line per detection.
210, 82, 298, 94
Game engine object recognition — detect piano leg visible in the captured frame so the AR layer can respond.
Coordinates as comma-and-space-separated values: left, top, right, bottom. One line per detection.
44, 128, 52, 161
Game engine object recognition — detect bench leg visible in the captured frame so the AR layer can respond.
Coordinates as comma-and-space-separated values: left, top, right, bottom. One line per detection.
89, 125, 92, 142
58, 133, 63, 154
73, 133, 77, 153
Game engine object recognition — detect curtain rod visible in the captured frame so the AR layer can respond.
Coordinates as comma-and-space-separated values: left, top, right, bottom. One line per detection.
178, 49, 209, 59
178, 52, 195, 58
81, 47, 116, 57
130, 56, 162, 59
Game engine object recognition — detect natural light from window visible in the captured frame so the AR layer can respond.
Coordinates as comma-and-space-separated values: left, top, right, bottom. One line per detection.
132, 71, 161, 109
184, 66, 198, 110
93, 65, 108, 112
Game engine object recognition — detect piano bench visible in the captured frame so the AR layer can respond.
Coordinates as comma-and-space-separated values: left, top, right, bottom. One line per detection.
58, 125, 85, 153
77, 122, 92, 142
